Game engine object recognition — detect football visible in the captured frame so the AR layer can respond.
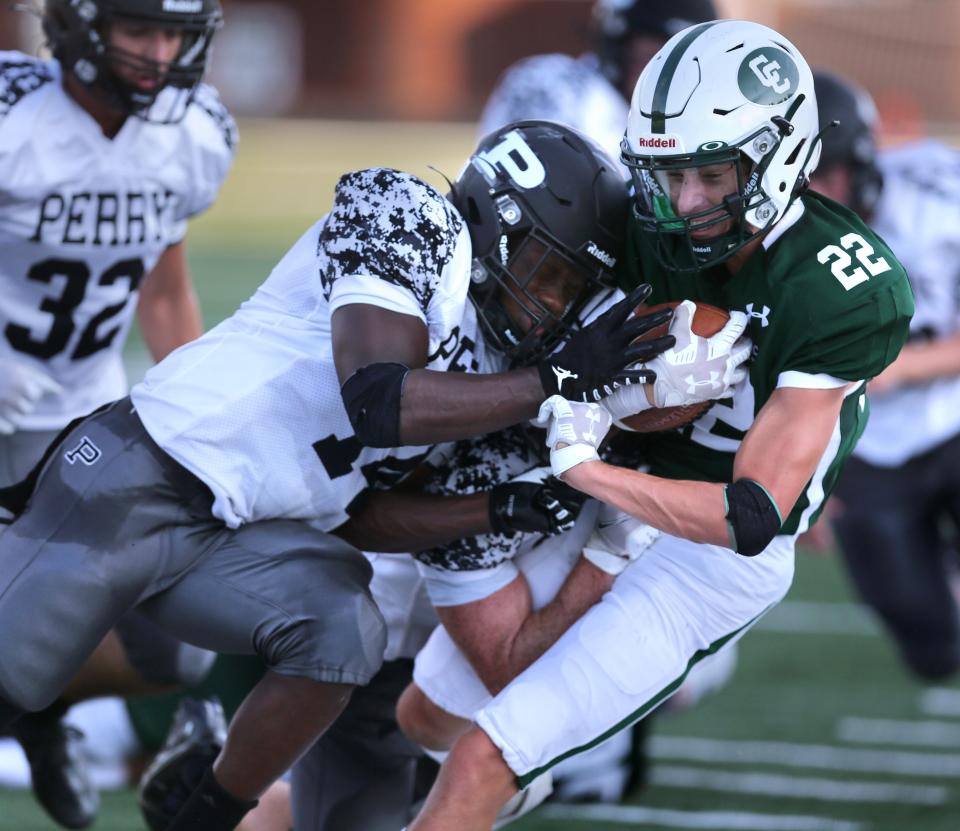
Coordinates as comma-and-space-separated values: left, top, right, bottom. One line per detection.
618, 300, 731, 433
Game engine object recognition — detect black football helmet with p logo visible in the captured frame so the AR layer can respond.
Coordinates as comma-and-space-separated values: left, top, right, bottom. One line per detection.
450, 120, 629, 366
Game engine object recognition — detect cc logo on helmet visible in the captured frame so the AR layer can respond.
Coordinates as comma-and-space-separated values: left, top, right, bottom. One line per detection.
473, 130, 547, 190
737, 48, 800, 106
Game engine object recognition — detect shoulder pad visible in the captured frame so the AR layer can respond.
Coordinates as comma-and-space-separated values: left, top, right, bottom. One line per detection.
187, 83, 238, 154
0, 52, 55, 121
318, 168, 465, 308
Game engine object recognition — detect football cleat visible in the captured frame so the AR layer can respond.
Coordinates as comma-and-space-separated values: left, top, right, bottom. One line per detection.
12, 703, 100, 829
137, 697, 228, 831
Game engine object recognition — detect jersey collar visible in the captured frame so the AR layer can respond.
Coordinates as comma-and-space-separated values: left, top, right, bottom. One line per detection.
761, 199, 805, 251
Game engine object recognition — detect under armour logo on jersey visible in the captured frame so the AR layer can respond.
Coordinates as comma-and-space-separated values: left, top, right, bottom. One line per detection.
552, 366, 579, 392
745, 303, 771, 327
64, 436, 102, 466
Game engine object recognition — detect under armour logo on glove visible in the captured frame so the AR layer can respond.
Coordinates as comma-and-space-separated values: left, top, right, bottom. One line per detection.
684, 371, 722, 395
645, 301, 752, 408
536, 395, 613, 477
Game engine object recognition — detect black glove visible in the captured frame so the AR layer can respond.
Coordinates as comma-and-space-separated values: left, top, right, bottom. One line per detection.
489, 467, 588, 535
537, 283, 676, 402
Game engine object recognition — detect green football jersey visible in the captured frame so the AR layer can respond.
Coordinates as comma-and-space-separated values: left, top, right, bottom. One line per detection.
621, 191, 914, 534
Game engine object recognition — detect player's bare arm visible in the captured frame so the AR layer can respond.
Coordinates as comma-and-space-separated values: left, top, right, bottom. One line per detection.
333, 487, 490, 552
332, 286, 671, 446
436, 557, 614, 695
340, 479, 608, 694
332, 303, 544, 443
869, 331, 960, 394
136, 241, 203, 361
563, 385, 848, 546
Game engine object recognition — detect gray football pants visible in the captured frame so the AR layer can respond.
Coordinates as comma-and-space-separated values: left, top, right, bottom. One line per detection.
0, 420, 213, 687
0, 399, 385, 712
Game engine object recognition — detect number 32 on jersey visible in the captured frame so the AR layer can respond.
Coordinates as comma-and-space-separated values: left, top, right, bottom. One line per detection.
817, 232, 891, 291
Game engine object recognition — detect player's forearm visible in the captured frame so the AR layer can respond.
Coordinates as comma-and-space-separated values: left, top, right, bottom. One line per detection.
891, 335, 960, 385
398, 367, 544, 445
333, 490, 491, 553
138, 287, 203, 361
565, 461, 730, 546
482, 559, 614, 694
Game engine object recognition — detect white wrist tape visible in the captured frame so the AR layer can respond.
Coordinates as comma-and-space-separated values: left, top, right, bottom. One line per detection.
550, 443, 599, 476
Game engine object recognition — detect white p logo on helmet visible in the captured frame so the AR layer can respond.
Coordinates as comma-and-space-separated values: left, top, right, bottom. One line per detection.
474, 130, 547, 190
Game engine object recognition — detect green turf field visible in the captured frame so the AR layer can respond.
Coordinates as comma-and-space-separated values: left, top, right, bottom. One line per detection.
7, 553, 958, 830
5, 119, 959, 830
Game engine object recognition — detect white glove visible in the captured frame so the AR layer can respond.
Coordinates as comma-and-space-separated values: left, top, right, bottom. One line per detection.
582, 502, 661, 575
0, 361, 62, 434
600, 378, 654, 422
643, 300, 752, 409
536, 395, 612, 477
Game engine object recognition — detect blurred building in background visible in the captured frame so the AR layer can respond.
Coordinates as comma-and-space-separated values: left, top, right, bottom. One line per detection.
1, 0, 957, 140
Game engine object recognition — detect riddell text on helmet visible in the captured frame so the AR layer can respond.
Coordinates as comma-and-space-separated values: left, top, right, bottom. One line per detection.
633, 136, 679, 149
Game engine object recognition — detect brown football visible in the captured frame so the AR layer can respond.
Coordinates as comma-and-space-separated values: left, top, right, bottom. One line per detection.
619, 300, 731, 433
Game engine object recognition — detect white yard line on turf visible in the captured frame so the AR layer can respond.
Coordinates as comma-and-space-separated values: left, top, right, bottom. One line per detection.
757, 601, 879, 637
837, 716, 960, 748
538, 803, 862, 830
651, 736, 960, 777
920, 687, 960, 718
651, 764, 947, 805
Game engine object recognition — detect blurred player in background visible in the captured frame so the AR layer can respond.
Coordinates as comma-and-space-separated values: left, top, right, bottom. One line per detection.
810, 70, 960, 681
409, 20, 914, 831
0, 0, 233, 826
478, 0, 717, 163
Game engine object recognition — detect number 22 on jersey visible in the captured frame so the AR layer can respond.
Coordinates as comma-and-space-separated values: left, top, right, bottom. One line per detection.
817, 232, 891, 291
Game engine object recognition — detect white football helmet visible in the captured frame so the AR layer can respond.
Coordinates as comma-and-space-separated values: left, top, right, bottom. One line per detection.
621, 19, 820, 272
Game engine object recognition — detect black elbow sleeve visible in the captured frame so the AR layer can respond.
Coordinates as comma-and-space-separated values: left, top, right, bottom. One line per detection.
340, 362, 409, 448
723, 479, 783, 557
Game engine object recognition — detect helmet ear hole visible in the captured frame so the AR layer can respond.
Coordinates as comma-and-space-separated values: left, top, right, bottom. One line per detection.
784, 139, 806, 166
465, 196, 483, 225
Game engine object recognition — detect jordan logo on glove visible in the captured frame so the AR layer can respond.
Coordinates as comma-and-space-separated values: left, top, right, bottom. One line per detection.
551, 365, 579, 392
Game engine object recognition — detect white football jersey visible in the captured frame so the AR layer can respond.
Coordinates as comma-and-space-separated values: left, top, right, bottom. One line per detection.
478, 53, 628, 169
854, 140, 960, 466
0, 52, 235, 430
132, 169, 502, 530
